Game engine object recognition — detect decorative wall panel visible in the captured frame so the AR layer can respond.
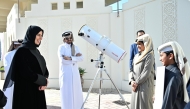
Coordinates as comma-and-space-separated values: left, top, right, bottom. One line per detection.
86, 16, 99, 60
162, 0, 177, 43
134, 7, 145, 37
38, 19, 49, 63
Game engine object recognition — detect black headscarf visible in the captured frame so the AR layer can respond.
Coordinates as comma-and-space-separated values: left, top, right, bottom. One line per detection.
22, 25, 43, 48
3, 25, 46, 91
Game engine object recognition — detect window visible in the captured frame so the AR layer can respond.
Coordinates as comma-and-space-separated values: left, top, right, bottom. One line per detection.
52, 3, 57, 10
76, 1, 83, 8
64, 2, 70, 9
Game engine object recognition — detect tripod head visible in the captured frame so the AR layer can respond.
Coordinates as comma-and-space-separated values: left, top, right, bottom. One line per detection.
91, 51, 105, 68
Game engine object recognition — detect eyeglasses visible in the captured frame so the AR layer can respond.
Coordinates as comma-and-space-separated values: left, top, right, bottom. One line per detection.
62, 31, 72, 37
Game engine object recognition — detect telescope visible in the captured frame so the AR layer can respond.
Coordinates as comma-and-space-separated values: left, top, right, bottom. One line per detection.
78, 25, 126, 63
78, 25, 129, 109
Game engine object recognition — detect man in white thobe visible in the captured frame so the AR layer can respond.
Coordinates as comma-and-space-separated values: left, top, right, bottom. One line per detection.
58, 31, 84, 109
3, 40, 22, 109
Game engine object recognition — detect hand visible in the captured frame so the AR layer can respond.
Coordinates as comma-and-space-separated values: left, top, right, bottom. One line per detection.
63, 56, 71, 60
131, 81, 138, 92
131, 81, 135, 86
76, 53, 82, 57
39, 86, 47, 91
131, 81, 138, 87
132, 86, 137, 92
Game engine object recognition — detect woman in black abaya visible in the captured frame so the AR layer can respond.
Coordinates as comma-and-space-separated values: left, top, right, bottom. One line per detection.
3, 25, 49, 109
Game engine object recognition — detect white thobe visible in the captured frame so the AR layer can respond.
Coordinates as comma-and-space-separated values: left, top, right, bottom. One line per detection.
3, 50, 16, 109
58, 43, 84, 109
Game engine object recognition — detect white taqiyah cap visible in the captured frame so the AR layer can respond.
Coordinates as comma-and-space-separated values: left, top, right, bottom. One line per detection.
159, 45, 173, 52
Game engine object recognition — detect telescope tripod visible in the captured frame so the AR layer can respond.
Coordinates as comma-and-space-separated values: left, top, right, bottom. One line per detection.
80, 52, 129, 109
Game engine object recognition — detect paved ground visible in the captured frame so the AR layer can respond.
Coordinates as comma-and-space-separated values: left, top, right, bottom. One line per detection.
46, 88, 131, 109
0, 80, 131, 109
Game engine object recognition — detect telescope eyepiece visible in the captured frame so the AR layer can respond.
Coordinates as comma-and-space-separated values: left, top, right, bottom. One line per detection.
78, 33, 84, 36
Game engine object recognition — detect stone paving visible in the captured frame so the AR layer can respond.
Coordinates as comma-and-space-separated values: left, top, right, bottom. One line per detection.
46, 88, 131, 109
0, 80, 131, 109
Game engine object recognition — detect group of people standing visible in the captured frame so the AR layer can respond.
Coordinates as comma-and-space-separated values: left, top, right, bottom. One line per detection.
1, 25, 190, 109
2, 25, 84, 109
129, 30, 190, 109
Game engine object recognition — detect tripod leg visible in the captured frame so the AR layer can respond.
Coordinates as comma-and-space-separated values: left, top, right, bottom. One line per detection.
98, 70, 102, 109
104, 69, 130, 109
80, 68, 101, 109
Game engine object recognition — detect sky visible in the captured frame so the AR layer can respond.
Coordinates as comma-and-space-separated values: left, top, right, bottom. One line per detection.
110, 0, 128, 11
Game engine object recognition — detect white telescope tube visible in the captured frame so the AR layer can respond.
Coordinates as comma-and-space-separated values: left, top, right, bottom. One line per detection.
78, 25, 126, 63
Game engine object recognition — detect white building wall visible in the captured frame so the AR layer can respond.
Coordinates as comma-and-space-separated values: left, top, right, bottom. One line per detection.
6, 4, 20, 52
177, 0, 190, 61
0, 32, 7, 61
5, 0, 190, 91
109, 12, 125, 89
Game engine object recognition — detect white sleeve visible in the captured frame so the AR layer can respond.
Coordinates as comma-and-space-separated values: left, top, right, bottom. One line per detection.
71, 46, 83, 62
57, 45, 72, 65
3, 53, 10, 77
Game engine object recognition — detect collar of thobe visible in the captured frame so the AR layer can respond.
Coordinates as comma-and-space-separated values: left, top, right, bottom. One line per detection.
12, 49, 17, 52
65, 43, 71, 48
138, 51, 142, 55
166, 63, 178, 71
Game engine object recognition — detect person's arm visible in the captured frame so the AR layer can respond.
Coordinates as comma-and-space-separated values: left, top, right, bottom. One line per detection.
38, 67, 49, 90
129, 72, 135, 85
131, 73, 135, 82
135, 54, 154, 85
3, 53, 10, 77
162, 76, 181, 109
19, 49, 47, 86
44, 67, 49, 78
33, 74, 47, 86
57, 45, 72, 65
129, 44, 135, 71
71, 46, 83, 62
